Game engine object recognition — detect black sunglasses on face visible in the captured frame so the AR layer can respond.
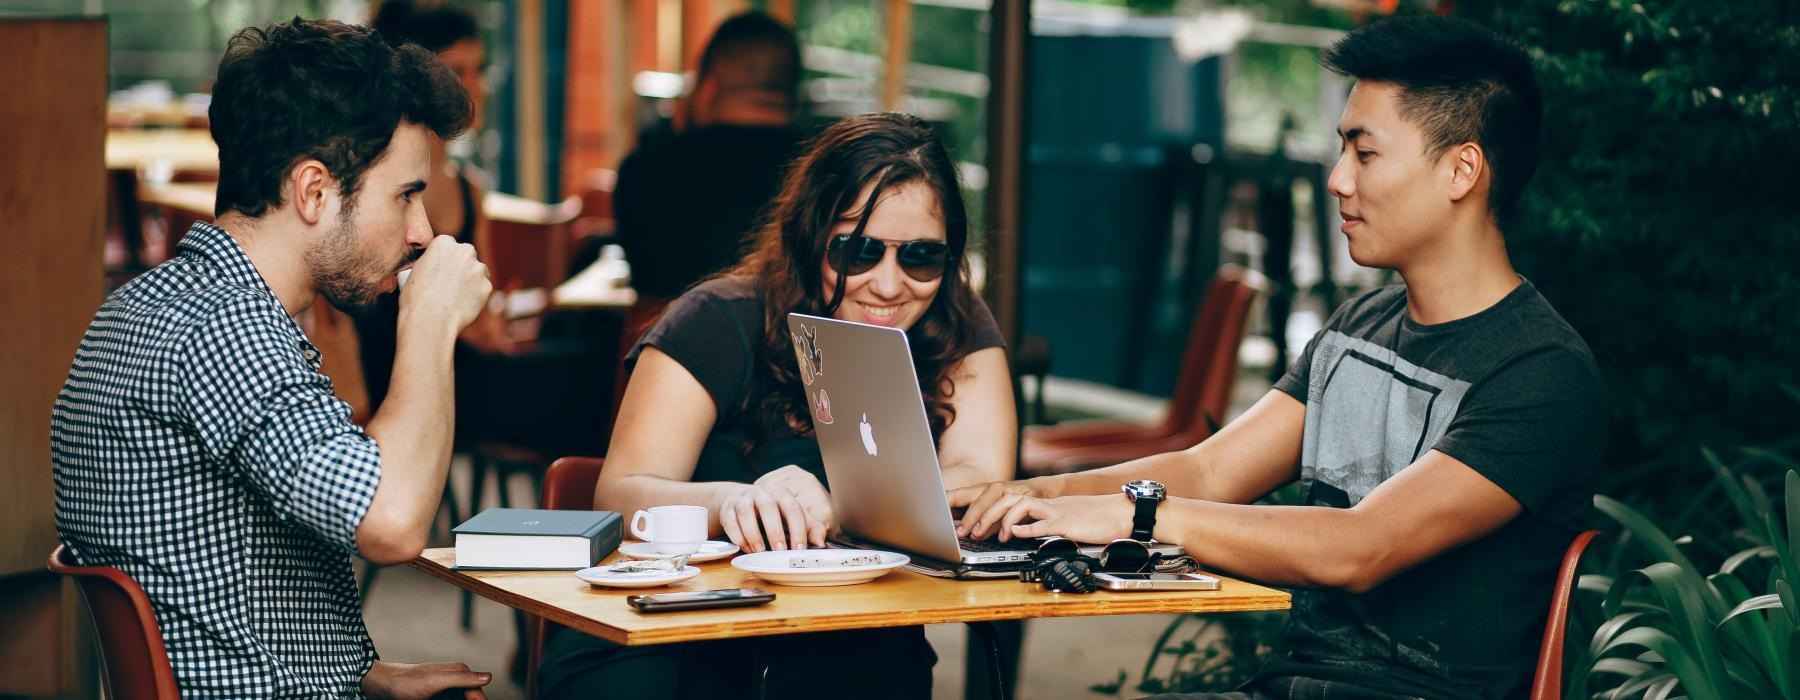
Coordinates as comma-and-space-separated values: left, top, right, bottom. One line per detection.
826, 234, 951, 282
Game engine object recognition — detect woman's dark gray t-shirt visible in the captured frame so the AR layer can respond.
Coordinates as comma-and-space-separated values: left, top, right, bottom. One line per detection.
624, 276, 1005, 487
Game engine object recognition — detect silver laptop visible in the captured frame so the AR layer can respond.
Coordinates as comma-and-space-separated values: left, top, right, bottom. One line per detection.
786, 313, 1182, 566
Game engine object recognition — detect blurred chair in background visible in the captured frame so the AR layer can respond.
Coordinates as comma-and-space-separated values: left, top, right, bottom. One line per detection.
1021, 265, 1263, 475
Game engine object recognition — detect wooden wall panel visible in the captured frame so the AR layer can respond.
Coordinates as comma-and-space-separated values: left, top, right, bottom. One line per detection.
0, 17, 107, 577
0, 17, 108, 697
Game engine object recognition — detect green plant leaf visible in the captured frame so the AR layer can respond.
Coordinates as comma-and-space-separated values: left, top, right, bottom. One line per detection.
1644, 674, 1683, 700
1780, 579, 1800, 632
1712, 571, 1789, 695
1602, 667, 1675, 700
1722, 594, 1787, 624
1786, 471, 1800, 582
1592, 610, 1656, 658
1600, 626, 1724, 700
1707, 448, 1763, 547
1722, 546, 1777, 576
1590, 657, 1655, 678
1598, 496, 1730, 619
1614, 563, 1733, 697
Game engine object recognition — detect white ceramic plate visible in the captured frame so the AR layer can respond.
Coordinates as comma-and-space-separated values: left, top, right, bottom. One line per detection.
729, 550, 909, 587
575, 565, 701, 589
617, 540, 740, 563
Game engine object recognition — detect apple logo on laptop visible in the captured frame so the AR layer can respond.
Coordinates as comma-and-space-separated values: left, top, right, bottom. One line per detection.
859, 413, 878, 456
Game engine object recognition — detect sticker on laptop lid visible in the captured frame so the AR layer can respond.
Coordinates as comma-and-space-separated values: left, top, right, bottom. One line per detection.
813, 389, 834, 424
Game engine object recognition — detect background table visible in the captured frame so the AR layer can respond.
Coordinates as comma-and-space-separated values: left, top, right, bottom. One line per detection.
105, 128, 218, 173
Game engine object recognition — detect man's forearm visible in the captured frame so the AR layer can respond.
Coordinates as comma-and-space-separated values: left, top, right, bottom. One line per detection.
1156, 498, 1383, 592
361, 319, 458, 552
1039, 448, 1211, 499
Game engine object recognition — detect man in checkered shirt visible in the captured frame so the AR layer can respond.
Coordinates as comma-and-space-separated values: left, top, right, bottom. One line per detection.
54, 19, 496, 698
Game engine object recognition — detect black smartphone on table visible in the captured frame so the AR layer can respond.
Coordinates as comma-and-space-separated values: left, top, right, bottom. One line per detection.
626, 587, 776, 612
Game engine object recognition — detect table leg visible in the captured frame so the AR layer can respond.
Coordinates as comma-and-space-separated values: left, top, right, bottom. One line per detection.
751, 653, 773, 700
966, 620, 1015, 700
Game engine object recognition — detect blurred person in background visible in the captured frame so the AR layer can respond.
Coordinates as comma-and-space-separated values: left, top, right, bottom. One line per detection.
361, 0, 503, 410
614, 10, 809, 302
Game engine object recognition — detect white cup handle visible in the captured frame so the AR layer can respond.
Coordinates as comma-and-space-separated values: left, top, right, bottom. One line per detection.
630, 510, 653, 541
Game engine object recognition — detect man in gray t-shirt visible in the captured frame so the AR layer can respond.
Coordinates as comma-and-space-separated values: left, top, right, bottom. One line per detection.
950, 17, 1604, 700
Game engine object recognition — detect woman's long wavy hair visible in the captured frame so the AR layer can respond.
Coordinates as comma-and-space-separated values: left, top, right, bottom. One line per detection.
720, 112, 983, 450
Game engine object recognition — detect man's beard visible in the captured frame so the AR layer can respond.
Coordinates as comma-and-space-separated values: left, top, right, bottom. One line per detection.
306, 211, 395, 315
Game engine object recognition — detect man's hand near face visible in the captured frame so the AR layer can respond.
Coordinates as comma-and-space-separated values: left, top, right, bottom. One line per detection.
399, 234, 491, 337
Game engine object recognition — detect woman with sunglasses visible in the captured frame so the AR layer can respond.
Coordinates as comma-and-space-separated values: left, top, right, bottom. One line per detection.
536, 113, 1016, 698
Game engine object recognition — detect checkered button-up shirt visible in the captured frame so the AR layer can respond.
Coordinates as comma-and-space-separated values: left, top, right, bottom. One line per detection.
53, 222, 383, 698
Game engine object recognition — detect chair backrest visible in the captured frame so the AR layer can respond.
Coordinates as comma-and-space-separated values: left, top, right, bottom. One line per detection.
1531, 529, 1601, 700
46, 545, 180, 700
573, 167, 617, 240
483, 193, 584, 293
527, 456, 607, 698
1161, 265, 1264, 437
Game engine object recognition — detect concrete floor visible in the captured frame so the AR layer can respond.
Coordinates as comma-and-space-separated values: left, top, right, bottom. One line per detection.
362, 366, 1276, 699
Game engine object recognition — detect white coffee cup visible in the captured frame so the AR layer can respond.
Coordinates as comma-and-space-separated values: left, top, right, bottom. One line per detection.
630, 505, 708, 555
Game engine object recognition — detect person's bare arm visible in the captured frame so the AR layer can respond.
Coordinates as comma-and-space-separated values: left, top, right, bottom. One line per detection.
593, 347, 740, 523
358, 236, 490, 564
1005, 449, 1522, 593
955, 390, 1304, 539
596, 348, 829, 551
933, 347, 1016, 491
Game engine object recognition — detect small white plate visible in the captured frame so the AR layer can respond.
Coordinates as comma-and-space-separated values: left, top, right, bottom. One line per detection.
730, 550, 909, 587
617, 540, 740, 563
575, 565, 701, 589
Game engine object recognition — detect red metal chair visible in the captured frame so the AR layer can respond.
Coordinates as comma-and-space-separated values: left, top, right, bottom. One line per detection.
1021, 265, 1264, 474
524, 456, 607, 699
46, 545, 180, 700
572, 167, 617, 242
1530, 529, 1601, 700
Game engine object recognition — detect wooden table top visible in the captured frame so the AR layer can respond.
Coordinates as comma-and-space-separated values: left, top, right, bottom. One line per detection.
106, 128, 218, 173
138, 182, 215, 217
409, 547, 1289, 646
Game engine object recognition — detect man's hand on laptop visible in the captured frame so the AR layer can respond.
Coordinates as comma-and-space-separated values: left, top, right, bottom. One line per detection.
995, 495, 1134, 544
362, 660, 491, 700
950, 480, 1043, 541
720, 466, 833, 552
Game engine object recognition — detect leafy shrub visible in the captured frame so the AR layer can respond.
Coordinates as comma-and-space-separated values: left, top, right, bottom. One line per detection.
1571, 463, 1796, 699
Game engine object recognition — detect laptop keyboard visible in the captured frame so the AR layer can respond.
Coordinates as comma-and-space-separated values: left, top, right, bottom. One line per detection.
958, 536, 1047, 553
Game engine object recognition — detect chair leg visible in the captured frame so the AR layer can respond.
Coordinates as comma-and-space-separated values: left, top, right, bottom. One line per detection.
966, 620, 1016, 700
459, 454, 484, 631
468, 454, 490, 515
441, 469, 462, 538
751, 653, 774, 700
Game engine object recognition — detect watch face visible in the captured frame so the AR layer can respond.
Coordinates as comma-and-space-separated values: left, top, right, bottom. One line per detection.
1124, 480, 1166, 500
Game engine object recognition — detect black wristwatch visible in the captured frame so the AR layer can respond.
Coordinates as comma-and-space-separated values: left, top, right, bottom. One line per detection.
1122, 480, 1166, 542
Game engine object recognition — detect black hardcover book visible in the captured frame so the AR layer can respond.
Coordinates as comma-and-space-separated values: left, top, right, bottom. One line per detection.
452, 508, 622, 570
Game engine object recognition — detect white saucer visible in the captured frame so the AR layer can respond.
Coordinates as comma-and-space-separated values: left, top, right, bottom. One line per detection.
617, 540, 740, 563
730, 550, 909, 587
575, 565, 702, 589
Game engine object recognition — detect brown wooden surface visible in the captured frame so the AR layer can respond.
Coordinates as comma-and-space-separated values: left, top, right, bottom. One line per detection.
139, 181, 216, 217
105, 128, 218, 173
410, 547, 1289, 646
0, 17, 108, 697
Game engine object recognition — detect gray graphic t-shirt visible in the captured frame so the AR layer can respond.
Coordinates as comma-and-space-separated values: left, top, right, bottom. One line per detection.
1264, 278, 1605, 699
